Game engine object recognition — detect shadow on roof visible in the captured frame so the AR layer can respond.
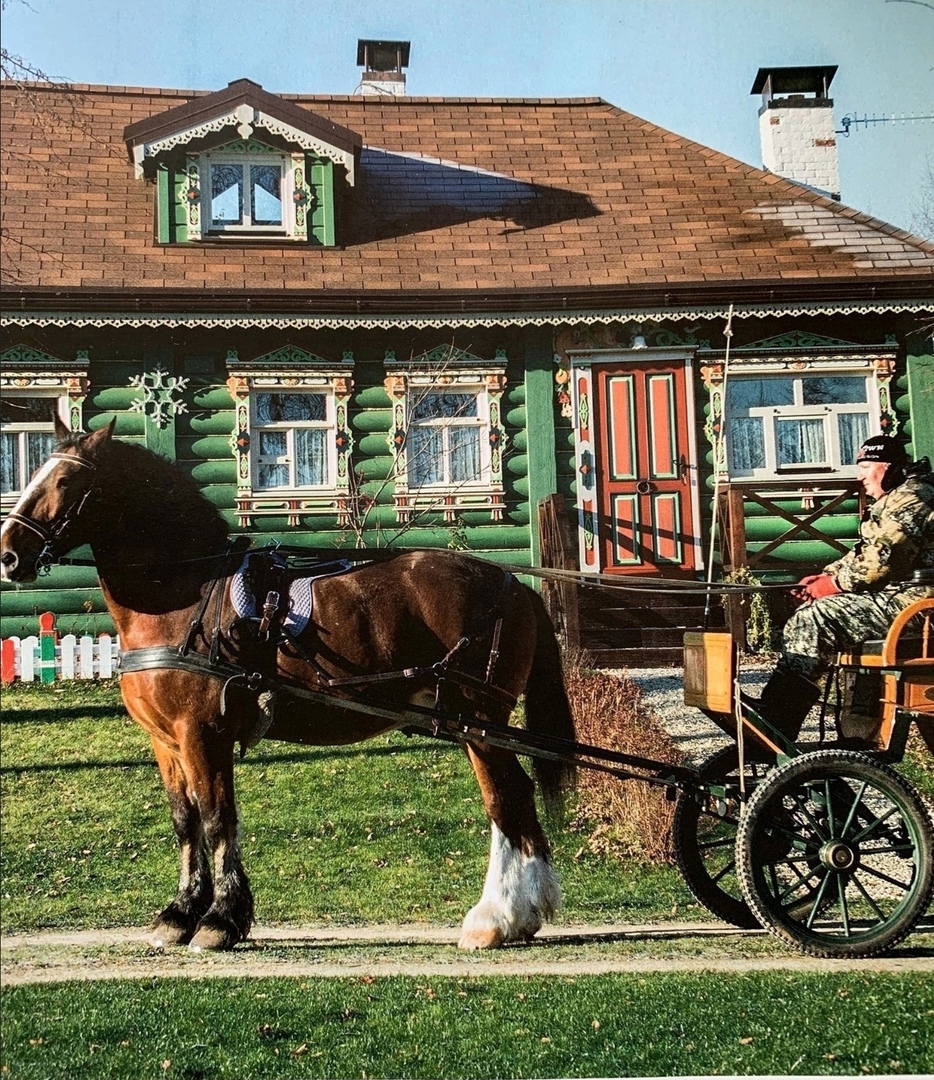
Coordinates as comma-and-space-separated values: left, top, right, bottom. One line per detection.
346, 147, 599, 243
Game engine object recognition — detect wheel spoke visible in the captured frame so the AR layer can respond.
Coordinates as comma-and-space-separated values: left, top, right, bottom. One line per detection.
856, 862, 913, 892
804, 869, 833, 929
839, 779, 869, 837
768, 858, 823, 904
824, 779, 837, 836
697, 835, 735, 853
837, 873, 852, 937
792, 788, 831, 843
851, 871, 892, 921
860, 841, 915, 857
851, 803, 900, 845
709, 860, 737, 885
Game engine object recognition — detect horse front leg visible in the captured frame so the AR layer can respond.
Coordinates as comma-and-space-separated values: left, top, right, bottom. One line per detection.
150, 739, 213, 947
459, 743, 560, 950
181, 726, 255, 952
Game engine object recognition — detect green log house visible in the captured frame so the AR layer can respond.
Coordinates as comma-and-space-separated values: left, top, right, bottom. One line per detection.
2, 58, 932, 661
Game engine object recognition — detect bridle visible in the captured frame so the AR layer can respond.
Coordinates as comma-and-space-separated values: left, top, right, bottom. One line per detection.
3, 451, 99, 576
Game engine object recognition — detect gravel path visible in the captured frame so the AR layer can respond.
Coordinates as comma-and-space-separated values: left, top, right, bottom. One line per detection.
624, 661, 772, 763
3, 923, 932, 985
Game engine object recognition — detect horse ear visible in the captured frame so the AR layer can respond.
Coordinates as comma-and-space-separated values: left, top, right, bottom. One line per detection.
81, 417, 117, 451
53, 414, 71, 444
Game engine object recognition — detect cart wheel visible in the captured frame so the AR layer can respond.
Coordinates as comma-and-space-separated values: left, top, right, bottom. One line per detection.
736, 749, 934, 958
673, 747, 766, 929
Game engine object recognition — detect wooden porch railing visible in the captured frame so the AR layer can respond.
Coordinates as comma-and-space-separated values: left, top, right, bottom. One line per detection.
716, 478, 866, 645
537, 493, 580, 652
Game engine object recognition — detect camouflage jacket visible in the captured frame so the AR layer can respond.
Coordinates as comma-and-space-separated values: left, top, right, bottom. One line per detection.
825, 471, 934, 593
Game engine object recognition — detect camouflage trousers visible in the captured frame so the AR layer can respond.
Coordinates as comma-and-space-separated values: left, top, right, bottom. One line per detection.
779, 585, 934, 680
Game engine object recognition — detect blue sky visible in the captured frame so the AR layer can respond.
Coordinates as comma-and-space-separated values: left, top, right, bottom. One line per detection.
4, 0, 933, 235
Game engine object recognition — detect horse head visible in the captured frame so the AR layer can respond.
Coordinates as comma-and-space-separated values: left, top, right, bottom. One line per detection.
0, 418, 115, 583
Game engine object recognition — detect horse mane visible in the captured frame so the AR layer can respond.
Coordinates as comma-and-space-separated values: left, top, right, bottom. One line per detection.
82, 435, 230, 563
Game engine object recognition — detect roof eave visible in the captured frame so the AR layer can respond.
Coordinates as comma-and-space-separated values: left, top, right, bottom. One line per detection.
3, 277, 933, 318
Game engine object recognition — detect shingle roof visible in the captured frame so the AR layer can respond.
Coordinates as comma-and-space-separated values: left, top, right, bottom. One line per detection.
2, 80, 932, 305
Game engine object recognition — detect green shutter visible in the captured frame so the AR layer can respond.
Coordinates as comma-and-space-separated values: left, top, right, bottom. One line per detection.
156, 163, 189, 243
310, 158, 335, 246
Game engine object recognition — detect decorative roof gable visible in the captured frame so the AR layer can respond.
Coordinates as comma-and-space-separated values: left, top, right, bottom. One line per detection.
123, 78, 362, 184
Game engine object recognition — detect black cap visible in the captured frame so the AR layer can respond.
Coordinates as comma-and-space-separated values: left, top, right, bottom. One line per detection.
857, 435, 908, 465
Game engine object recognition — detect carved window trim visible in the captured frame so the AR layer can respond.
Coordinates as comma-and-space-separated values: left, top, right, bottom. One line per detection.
0, 347, 89, 508
183, 140, 315, 242
701, 349, 897, 481
384, 347, 507, 524
226, 347, 354, 528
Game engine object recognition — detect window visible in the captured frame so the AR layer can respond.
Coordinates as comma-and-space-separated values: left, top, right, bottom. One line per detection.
0, 346, 87, 509
252, 390, 333, 489
176, 147, 334, 243
205, 154, 286, 234
407, 390, 484, 488
726, 372, 873, 478
384, 347, 508, 524
225, 347, 354, 528
0, 395, 60, 496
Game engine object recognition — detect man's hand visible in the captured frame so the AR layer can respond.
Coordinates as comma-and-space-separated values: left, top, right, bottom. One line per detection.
796, 573, 841, 602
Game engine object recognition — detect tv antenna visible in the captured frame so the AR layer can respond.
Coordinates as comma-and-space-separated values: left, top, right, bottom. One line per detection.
837, 111, 934, 136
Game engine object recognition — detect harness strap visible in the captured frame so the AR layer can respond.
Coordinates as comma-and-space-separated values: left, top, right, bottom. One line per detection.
117, 645, 423, 728
3, 513, 52, 542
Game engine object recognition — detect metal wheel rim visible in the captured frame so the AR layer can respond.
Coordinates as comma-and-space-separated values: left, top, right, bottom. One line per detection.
737, 750, 934, 956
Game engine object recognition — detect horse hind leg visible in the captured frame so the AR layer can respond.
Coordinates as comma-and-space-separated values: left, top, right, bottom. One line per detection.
459, 744, 560, 950
150, 741, 213, 947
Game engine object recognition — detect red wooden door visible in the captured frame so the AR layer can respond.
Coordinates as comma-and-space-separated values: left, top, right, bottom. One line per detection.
594, 360, 699, 575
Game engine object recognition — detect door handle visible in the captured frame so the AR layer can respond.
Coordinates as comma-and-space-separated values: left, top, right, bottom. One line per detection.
676, 454, 691, 483
636, 478, 654, 495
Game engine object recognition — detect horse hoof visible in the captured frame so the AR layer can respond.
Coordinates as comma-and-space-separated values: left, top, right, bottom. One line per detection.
458, 925, 505, 950
189, 924, 240, 952
152, 925, 192, 948
151, 916, 196, 948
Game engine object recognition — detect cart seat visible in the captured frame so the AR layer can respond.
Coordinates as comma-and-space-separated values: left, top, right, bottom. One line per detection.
835, 598, 934, 753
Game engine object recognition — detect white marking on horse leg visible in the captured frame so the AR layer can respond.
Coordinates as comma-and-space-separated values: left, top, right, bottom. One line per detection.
458, 823, 560, 950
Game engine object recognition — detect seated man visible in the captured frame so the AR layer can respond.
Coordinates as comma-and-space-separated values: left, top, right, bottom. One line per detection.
750, 435, 934, 742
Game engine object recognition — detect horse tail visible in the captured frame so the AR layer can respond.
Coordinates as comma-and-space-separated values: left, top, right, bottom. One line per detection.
522, 583, 577, 815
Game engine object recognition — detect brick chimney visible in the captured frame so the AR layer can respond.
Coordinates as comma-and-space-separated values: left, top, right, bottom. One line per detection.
357, 39, 410, 96
752, 65, 840, 200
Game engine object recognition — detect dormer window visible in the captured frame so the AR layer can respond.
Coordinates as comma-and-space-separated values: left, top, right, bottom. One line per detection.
124, 78, 361, 248
207, 153, 286, 233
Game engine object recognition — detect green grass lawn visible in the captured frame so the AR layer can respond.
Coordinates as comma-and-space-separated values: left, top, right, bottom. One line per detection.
2, 972, 932, 1079
3, 681, 932, 1080
0, 681, 691, 933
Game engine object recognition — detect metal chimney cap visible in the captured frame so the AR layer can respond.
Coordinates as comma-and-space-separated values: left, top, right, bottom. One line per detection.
751, 65, 838, 97
357, 39, 411, 70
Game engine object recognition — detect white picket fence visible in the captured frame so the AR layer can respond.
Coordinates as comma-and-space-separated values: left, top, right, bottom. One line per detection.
1, 613, 119, 683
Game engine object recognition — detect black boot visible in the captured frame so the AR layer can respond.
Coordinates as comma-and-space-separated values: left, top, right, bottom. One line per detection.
744, 669, 822, 743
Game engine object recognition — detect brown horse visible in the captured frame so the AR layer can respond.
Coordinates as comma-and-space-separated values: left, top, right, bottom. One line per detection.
0, 421, 575, 951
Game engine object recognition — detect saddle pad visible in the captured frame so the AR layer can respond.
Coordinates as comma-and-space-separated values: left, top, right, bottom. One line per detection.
230, 553, 352, 637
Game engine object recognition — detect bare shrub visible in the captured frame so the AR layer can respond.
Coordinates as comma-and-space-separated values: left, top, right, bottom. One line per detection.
564, 663, 685, 862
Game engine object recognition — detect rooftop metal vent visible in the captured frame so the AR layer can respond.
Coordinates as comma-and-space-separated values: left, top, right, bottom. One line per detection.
356, 39, 410, 96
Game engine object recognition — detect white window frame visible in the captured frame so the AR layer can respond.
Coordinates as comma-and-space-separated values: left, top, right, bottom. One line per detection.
384, 350, 508, 524
406, 383, 491, 490
200, 151, 294, 236
226, 348, 355, 529
0, 391, 67, 499
250, 386, 337, 492
724, 363, 880, 481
